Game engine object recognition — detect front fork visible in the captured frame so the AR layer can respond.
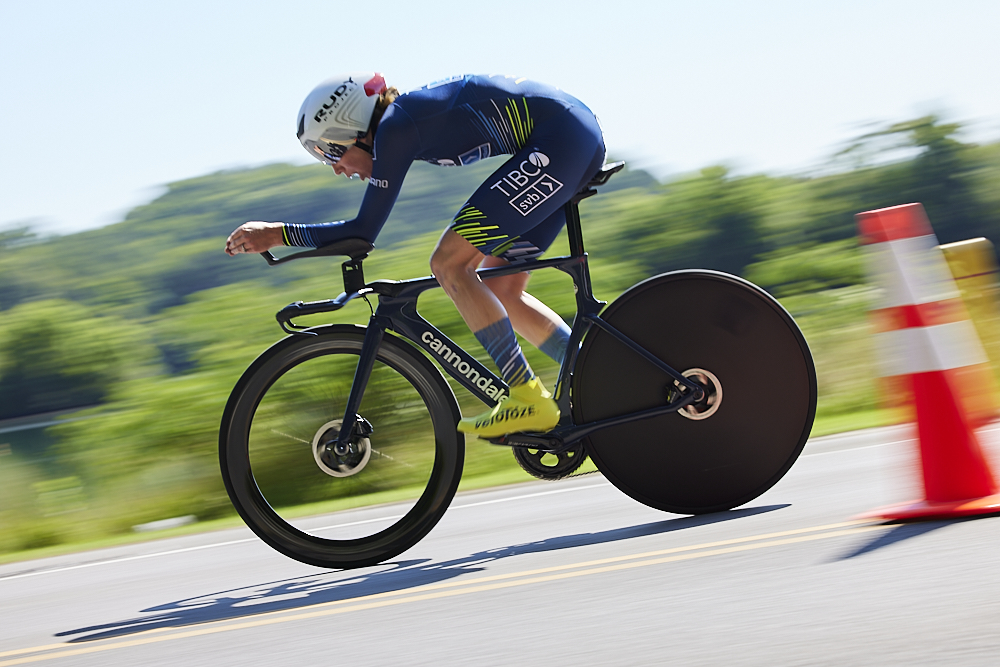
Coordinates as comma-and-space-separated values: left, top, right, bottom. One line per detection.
336, 316, 386, 450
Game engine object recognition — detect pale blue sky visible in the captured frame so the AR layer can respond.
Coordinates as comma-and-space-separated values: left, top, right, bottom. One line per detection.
2, 0, 999, 234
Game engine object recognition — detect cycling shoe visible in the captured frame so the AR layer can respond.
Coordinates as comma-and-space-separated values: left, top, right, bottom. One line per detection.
457, 378, 559, 438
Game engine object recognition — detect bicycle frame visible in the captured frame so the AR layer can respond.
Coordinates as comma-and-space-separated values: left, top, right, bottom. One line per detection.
272, 167, 704, 453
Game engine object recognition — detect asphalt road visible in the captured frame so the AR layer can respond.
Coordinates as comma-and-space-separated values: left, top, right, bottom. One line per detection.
3, 424, 1000, 666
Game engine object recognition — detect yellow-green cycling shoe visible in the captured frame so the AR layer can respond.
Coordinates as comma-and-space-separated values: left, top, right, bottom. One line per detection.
457, 378, 560, 438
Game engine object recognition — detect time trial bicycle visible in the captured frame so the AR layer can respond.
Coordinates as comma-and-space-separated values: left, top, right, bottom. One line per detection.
219, 161, 817, 569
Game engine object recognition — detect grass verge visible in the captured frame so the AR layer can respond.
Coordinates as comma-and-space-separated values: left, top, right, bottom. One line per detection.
0, 459, 601, 567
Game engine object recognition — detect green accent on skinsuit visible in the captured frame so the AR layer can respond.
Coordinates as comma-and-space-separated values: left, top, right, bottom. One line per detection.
454, 205, 487, 222
453, 205, 508, 248
505, 98, 534, 150
490, 237, 521, 257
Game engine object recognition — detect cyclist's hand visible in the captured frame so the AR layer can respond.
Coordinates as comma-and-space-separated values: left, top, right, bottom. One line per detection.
226, 221, 284, 256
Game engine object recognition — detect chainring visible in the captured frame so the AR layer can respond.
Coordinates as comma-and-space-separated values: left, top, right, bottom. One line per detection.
513, 442, 588, 481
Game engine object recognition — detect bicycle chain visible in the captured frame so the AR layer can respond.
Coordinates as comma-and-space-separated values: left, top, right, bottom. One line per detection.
566, 467, 601, 479
525, 465, 601, 482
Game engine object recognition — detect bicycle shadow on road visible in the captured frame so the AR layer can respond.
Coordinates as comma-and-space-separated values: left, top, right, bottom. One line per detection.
57, 504, 787, 643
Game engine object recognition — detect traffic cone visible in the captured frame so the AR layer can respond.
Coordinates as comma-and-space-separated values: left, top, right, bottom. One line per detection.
940, 238, 1000, 391
857, 203, 1000, 520
939, 238, 1000, 426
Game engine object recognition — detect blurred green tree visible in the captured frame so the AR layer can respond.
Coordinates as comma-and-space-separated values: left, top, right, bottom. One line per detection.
0, 301, 156, 419
813, 115, 991, 244
617, 166, 768, 276
865, 116, 985, 243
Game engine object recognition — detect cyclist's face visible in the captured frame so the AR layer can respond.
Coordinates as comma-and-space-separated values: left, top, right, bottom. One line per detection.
331, 145, 373, 181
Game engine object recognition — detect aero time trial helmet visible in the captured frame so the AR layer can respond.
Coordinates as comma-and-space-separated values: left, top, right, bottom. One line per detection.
296, 72, 387, 165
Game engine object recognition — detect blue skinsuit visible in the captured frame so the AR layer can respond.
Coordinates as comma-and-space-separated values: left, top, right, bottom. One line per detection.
284, 74, 606, 262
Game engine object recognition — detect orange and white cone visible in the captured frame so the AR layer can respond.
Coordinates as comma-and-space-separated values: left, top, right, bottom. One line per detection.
857, 203, 1000, 520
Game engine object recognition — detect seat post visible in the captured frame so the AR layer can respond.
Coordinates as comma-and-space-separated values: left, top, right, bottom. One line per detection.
566, 188, 596, 257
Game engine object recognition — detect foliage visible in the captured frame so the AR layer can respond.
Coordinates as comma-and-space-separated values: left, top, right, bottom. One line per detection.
0, 300, 159, 420
0, 226, 41, 249
807, 116, 995, 245
744, 240, 865, 297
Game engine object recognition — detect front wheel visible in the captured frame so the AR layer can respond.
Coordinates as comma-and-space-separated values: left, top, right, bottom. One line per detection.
220, 325, 464, 569
572, 270, 817, 514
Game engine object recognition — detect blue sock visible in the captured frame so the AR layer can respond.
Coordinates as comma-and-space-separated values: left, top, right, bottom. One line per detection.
538, 322, 572, 364
474, 318, 534, 387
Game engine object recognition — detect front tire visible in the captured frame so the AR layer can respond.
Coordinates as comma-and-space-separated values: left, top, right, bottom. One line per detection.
220, 325, 464, 569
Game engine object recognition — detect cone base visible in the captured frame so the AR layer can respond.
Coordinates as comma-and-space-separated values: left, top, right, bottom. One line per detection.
856, 494, 1000, 521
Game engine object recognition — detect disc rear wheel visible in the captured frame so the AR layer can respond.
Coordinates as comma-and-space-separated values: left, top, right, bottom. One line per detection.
572, 271, 816, 514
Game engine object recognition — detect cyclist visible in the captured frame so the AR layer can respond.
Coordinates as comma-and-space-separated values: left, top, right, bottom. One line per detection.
225, 72, 606, 438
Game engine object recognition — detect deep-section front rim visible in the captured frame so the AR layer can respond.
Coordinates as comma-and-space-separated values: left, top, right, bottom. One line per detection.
573, 270, 817, 515
219, 326, 464, 569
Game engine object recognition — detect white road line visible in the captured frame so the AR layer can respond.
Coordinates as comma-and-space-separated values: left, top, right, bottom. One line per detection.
803, 440, 913, 456
0, 538, 258, 582
451, 481, 608, 510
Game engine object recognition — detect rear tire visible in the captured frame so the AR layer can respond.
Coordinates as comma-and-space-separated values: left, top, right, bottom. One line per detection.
572, 271, 816, 514
220, 325, 464, 569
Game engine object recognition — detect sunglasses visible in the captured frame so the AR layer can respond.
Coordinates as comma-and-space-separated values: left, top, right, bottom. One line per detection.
314, 143, 349, 165
314, 139, 373, 166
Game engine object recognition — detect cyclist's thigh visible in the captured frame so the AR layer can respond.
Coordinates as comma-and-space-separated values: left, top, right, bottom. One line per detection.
451, 106, 605, 262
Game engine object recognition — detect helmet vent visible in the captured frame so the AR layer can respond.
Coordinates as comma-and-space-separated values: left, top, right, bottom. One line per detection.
296, 114, 305, 140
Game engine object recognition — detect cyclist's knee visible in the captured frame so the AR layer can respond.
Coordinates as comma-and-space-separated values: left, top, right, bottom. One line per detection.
430, 230, 483, 286
428, 248, 447, 279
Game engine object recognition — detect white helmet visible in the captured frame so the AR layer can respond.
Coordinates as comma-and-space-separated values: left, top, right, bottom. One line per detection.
296, 72, 387, 165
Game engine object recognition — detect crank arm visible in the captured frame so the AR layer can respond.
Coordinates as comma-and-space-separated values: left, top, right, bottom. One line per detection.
487, 432, 567, 453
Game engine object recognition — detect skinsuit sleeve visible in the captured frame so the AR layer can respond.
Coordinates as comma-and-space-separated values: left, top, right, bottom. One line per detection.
282, 104, 421, 248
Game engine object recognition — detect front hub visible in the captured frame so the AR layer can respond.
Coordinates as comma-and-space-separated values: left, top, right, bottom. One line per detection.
312, 419, 371, 477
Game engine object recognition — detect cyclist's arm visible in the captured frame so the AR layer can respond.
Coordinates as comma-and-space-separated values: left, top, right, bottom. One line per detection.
282, 106, 419, 248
